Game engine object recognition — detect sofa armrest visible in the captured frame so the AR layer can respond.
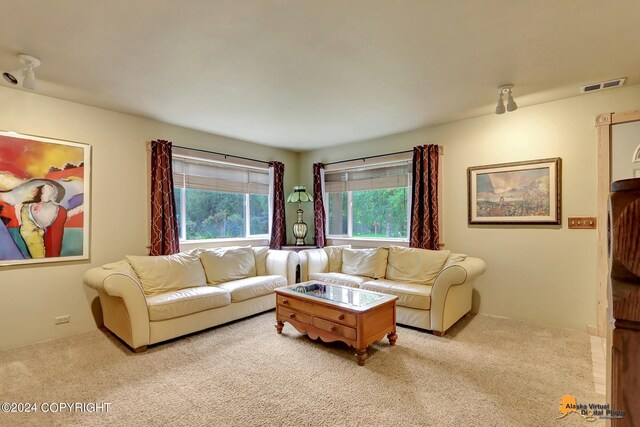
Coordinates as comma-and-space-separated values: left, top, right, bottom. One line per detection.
265, 250, 299, 285
83, 267, 150, 349
298, 248, 329, 282
429, 257, 486, 333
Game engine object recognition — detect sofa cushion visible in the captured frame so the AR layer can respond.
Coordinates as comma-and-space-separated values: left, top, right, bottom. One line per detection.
200, 246, 256, 285
308, 272, 368, 288
341, 248, 388, 279
217, 275, 287, 302
146, 286, 231, 321
385, 246, 451, 285
324, 246, 344, 272
126, 252, 207, 296
361, 279, 431, 310
252, 247, 269, 276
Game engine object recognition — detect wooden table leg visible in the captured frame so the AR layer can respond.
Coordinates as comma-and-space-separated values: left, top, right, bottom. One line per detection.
275, 320, 284, 334
387, 331, 398, 346
356, 349, 368, 366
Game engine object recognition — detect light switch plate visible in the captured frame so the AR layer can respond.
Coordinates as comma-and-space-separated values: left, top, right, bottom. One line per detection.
568, 217, 597, 229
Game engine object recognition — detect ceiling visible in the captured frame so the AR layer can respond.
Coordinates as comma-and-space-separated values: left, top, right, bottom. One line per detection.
0, 1, 639, 151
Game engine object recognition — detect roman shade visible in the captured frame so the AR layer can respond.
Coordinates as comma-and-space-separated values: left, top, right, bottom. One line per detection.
172, 149, 269, 195
324, 162, 410, 193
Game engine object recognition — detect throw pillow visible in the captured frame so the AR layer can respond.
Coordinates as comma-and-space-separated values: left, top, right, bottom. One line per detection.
324, 246, 344, 272
126, 252, 207, 296
341, 248, 388, 279
252, 246, 269, 276
385, 246, 451, 285
200, 246, 256, 285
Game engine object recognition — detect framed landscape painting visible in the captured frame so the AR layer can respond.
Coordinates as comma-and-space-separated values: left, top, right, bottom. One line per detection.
0, 131, 91, 266
468, 158, 561, 225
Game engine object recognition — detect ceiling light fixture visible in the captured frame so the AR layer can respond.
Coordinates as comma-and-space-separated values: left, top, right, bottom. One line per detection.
2, 54, 41, 90
495, 84, 517, 114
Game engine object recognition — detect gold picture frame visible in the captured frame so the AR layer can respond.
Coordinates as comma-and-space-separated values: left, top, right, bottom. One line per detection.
468, 157, 561, 225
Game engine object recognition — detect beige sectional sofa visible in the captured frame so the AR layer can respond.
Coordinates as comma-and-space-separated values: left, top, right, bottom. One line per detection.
298, 246, 485, 336
84, 246, 298, 352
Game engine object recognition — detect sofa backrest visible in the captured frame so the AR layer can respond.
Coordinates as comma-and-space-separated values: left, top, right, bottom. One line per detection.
118, 246, 276, 296
322, 246, 344, 272
126, 252, 208, 296
341, 247, 389, 279
199, 246, 257, 284
317, 245, 464, 285
252, 246, 269, 276
385, 246, 451, 285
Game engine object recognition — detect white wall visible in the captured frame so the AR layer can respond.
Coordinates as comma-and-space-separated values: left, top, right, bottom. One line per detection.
612, 121, 640, 181
0, 86, 299, 350
299, 84, 640, 331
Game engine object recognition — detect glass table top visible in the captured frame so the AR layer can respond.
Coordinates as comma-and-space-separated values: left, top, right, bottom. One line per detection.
287, 282, 390, 308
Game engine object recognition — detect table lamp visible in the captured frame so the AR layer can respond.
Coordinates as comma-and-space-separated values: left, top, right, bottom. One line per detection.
286, 185, 314, 245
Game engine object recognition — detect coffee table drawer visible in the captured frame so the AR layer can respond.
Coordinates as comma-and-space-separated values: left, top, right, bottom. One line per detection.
278, 307, 311, 325
278, 295, 357, 327
278, 296, 312, 313
313, 317, 356, 340
311, 305, 356, 327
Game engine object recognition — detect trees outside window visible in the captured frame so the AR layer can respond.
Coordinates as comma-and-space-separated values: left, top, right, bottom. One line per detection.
172, 150, 270, 242
325, 162, 410, 240
174, 189, 269, 241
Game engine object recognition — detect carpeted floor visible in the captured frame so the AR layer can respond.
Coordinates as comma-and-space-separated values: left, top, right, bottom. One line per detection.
0, 311, 604, 426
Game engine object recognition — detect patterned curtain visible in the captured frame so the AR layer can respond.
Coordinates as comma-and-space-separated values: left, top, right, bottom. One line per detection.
269, 161, 286, 249
410, 144, 440, 250
312, 163, 327, 248
149, 140, 180, 255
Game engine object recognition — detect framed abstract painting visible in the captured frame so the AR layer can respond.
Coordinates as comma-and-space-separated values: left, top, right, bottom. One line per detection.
0, 131, 91, 266
468, 158, 561, 225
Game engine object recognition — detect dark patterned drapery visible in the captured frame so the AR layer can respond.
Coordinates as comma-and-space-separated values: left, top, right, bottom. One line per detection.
149, 140, 180, 256
312, 163, 327, 248
410, 144, 440, 250
269, 161, 286, 249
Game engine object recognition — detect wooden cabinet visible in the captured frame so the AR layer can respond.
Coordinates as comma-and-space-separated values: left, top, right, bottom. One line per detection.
609, 178, 640, 426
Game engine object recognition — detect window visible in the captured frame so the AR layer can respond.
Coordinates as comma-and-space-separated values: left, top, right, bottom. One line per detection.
172, 150, 270, 241
324, 162, 411, 240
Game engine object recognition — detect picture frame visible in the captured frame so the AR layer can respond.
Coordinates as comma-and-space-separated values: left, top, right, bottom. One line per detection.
468, 157, 561, 225
0, 131, 91, 266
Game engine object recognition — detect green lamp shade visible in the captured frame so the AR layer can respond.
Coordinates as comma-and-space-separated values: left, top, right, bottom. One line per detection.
287, 185, 314, 203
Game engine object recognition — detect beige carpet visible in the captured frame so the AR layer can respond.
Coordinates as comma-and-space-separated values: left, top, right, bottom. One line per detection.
0, 312, 603, 426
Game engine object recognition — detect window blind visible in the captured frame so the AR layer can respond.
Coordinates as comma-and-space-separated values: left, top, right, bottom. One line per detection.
172, 157, 269, 195
324, 162, 410, 192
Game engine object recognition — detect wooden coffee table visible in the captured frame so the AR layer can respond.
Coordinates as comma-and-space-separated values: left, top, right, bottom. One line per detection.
274, 281, 398, 366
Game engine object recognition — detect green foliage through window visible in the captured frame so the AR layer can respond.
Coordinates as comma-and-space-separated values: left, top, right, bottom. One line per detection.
327, 187, 408, 239
174, 188, 269, 241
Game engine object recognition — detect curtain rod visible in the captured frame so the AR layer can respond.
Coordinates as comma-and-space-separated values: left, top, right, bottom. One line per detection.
173, 144, 271, 165
323, 149, 413, 166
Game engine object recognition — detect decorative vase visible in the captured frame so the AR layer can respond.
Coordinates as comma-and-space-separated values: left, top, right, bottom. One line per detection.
292, 208, 308, 245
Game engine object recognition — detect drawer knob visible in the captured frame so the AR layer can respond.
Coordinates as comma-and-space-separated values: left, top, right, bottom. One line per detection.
338, 314, 344, 320
329, 325, 335, 331
282, 299, 289, 305
289, 313, 296, 319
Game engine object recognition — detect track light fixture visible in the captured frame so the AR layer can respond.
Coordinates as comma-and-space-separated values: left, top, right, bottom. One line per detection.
495, 84, 517, 114
2, 54, 41, 90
